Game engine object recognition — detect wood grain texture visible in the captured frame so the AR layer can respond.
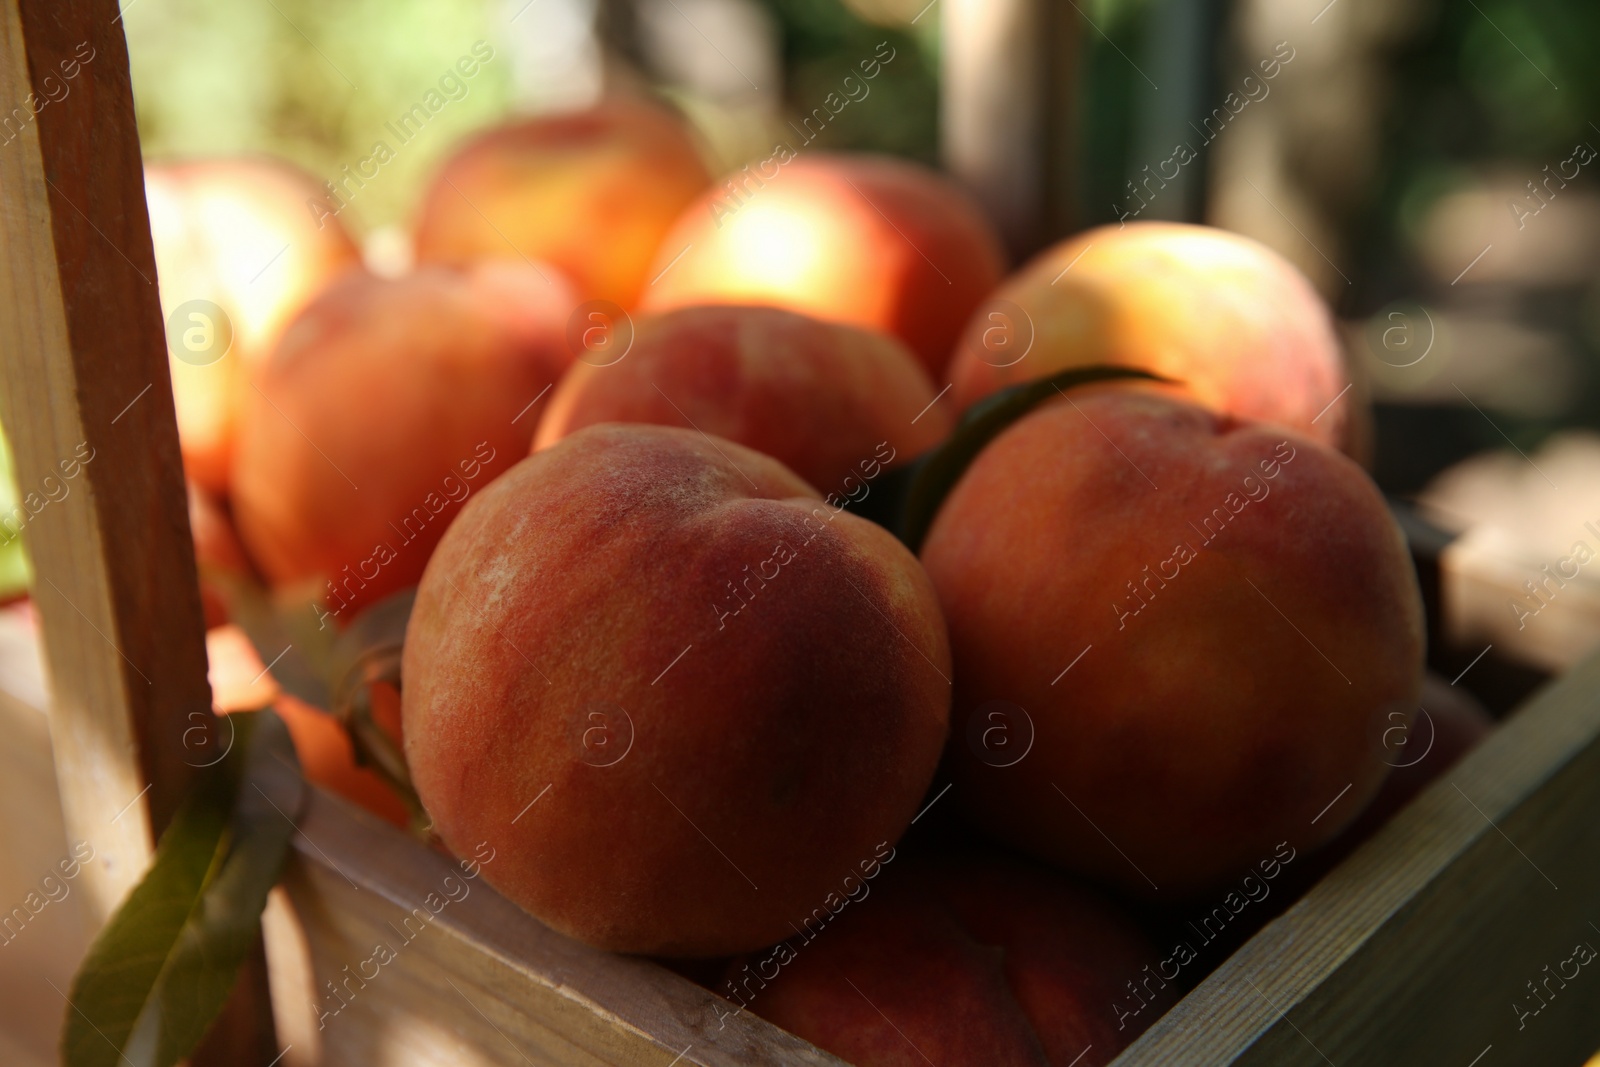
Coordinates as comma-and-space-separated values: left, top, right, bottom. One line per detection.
1112, 650, 1600, 1066
0, 0, 213, 924
261, 781, 848, 1067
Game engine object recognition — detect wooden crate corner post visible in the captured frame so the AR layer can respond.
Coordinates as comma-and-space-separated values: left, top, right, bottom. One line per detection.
0, 0, 277, 1062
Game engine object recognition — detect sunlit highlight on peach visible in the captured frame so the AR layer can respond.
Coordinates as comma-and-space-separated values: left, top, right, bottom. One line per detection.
721, 204, 828, 296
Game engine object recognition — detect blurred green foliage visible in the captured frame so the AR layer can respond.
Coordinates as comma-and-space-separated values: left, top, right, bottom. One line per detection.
125, 0, 514, 233
1361, 0, 1600, 296
113, 0, 1600, 272
121, 0, 944, 229
754, 0, 939, 163
1358, 0, 1600, 487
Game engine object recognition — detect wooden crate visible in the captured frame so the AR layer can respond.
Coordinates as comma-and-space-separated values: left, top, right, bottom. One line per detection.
3, 1, 1600, 1064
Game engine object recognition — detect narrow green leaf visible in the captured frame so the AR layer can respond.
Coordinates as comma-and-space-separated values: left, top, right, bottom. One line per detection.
898, 366, 1172, 553
63, 710, 304, 1067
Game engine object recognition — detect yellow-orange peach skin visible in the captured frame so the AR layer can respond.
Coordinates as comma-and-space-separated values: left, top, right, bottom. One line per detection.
231, 262, 575, 620
640, 154, 1006, 380
413, 100, 711, 307
948, 222, 1352, 451
147, 158, 362, 492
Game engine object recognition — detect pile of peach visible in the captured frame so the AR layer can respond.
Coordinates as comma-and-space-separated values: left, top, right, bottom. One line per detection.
165, 98, 1488, 1067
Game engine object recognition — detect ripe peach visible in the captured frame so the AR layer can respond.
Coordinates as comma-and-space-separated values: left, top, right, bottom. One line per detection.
920, 391, 1423, 896
231, 262, 576, 623
731, 848, 1170, 1067
402, 424, 952, 956
413, 99, 711, 307
146, 158, 363, 493
947, 222, 1353, 450
640, 154, 1006, 379
535, 305, 952, 492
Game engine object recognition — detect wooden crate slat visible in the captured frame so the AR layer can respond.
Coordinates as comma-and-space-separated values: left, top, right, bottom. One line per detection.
1113, 650, 1600, 1065
0, 0, 212, 923
262, 780, 848, 1067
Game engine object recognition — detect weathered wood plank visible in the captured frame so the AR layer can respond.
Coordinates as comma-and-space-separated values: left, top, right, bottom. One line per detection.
262, 784, 848, 1067
0, 0, 212, 923
1113, 650, 1600, 1065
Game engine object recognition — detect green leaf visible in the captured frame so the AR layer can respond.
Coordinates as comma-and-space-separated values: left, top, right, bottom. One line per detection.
898, 365, 1172, 553
62, 710, 305, 1067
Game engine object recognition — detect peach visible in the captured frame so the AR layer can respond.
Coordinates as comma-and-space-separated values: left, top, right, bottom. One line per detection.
402, 424, 951, 956
535, 305, 952, 493
731, 848, 1171, 1067
413, 99, 711, 307
947, 222, 1353, 450
231, 261, 575, 623
640, 154, 1006, 379
146, 158, 363, 493
920, 391, 1423, 896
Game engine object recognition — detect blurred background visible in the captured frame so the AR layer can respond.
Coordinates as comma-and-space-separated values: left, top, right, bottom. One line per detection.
4, 0, 1600, 673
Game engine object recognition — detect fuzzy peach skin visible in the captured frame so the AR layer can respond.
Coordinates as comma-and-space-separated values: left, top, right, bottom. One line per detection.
402, 424, 952, 956
535, 305, 953, 492
639, 154, 1006, 380
734, 848, 1171, 1067
231, 262, 576, 621
147, 158, 363, 493
413, 99, 711, 307
947, 222, 1353, 451
920, 392, 1423, 896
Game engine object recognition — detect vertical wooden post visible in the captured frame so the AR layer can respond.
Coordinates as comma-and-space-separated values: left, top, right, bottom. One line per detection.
0, 0, 212, 925
941, 0, 1079, 260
